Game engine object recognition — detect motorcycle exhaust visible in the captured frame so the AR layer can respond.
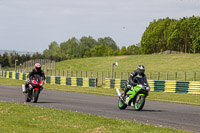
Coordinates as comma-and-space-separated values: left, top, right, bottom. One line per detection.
22, 84, 26, 93
116, 88, 121, 97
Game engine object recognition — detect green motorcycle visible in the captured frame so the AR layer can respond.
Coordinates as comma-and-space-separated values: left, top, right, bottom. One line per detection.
116, 76, 150, 111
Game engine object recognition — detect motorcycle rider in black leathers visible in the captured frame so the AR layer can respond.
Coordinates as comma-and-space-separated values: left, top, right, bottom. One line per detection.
122, 65, 149, 99
24, 63, 45, 93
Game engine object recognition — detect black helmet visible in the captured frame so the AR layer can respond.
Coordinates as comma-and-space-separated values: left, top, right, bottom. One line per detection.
35, 63, 41, 72
137, 65, 145, 75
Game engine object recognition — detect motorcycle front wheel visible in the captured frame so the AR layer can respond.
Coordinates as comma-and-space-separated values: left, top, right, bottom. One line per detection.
134, 94, 145, 111
33, 90, 40, 103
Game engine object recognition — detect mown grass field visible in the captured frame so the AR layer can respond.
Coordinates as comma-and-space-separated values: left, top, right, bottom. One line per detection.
0, 102, 190, 133
56, 54, 200, 72
0, 77, 200, 106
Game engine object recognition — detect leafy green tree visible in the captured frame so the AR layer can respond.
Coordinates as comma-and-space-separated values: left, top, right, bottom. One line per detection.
141, 16, 200, 54
48, 41, 61, 61
2, 52, 9, 67
43, 49, 51, 59
32, 52, 43, 59
97, 37, 119, 51
79, 36, 97, 58
120, 46, 128, 55
0, 54, 2, 67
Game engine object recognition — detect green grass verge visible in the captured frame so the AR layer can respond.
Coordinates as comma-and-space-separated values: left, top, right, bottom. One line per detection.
0, 102, 190, 133
0, 77, 200, 106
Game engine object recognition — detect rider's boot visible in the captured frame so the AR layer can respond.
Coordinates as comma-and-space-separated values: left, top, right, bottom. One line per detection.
23, 83, 28, 93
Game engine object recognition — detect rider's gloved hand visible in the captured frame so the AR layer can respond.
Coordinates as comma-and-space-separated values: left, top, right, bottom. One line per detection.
127, 84, 131, 89
132, 83, 137, 86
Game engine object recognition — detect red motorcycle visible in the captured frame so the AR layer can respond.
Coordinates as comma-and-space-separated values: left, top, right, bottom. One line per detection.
24, 75, 44, 103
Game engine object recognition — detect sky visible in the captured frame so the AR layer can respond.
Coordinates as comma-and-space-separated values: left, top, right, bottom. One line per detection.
0, 0, 199, 53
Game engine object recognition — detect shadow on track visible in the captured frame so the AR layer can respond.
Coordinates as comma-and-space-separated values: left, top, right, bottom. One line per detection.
125, 108, 163, 112
34, 101, 61, 104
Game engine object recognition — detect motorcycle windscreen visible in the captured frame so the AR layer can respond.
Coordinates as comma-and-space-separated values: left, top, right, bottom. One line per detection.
32, 74, 41, 84
134, 76, 148, 86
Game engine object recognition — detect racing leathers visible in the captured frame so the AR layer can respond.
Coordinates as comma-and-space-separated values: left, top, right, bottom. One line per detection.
25, 69, 45, 92
123, 69, 148, 97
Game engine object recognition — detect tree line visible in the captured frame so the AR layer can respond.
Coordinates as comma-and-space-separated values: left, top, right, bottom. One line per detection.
0, 36, 141, 67
42, 36, 141, 61
141, 16, 200, 54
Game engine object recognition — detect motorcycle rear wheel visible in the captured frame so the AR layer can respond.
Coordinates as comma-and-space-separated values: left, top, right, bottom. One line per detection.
118, 98, 127, 109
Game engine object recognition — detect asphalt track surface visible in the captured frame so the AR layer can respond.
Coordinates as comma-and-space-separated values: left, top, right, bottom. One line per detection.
0, 85, 200, 132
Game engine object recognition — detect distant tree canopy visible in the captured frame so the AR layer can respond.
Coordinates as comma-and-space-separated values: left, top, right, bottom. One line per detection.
0, 51, 31, 67
42, 36, 140, 61
141, 16, 200, 54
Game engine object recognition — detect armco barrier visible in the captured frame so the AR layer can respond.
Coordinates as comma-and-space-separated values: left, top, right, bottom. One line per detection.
104, 78, 200, 94
0, 71, 97, 88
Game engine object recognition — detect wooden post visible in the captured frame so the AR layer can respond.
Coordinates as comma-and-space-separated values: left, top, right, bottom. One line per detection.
71, 71, 73, 77
58, 70, 60, 76
115, 72, 116, 78
128, 72, 130, 79
67, 71, 68, 77
55, 70, 56, 76
185, 72, 186, 81
158, 72, 160, 80
81, 71, 82, 77
96, 78, 98, 88
121, 72, 123, 79
86, 71, 87, 77
194, 72, 196, 81
166, 72, 168, 80
175, 72, 177, 80
75, 71, 77, 77
91, 72, 93, 78
102, 72, 103, 85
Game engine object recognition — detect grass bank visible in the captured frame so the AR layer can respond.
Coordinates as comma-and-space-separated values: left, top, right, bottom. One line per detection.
56, 54, 200, 72
0, 102, 190, 133
0, 77, 200, 106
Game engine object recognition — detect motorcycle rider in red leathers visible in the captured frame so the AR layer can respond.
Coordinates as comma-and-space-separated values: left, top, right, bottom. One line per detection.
24, 63, 45, 93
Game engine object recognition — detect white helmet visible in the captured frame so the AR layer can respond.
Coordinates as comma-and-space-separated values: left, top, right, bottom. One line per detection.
137, 65, 145, 75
